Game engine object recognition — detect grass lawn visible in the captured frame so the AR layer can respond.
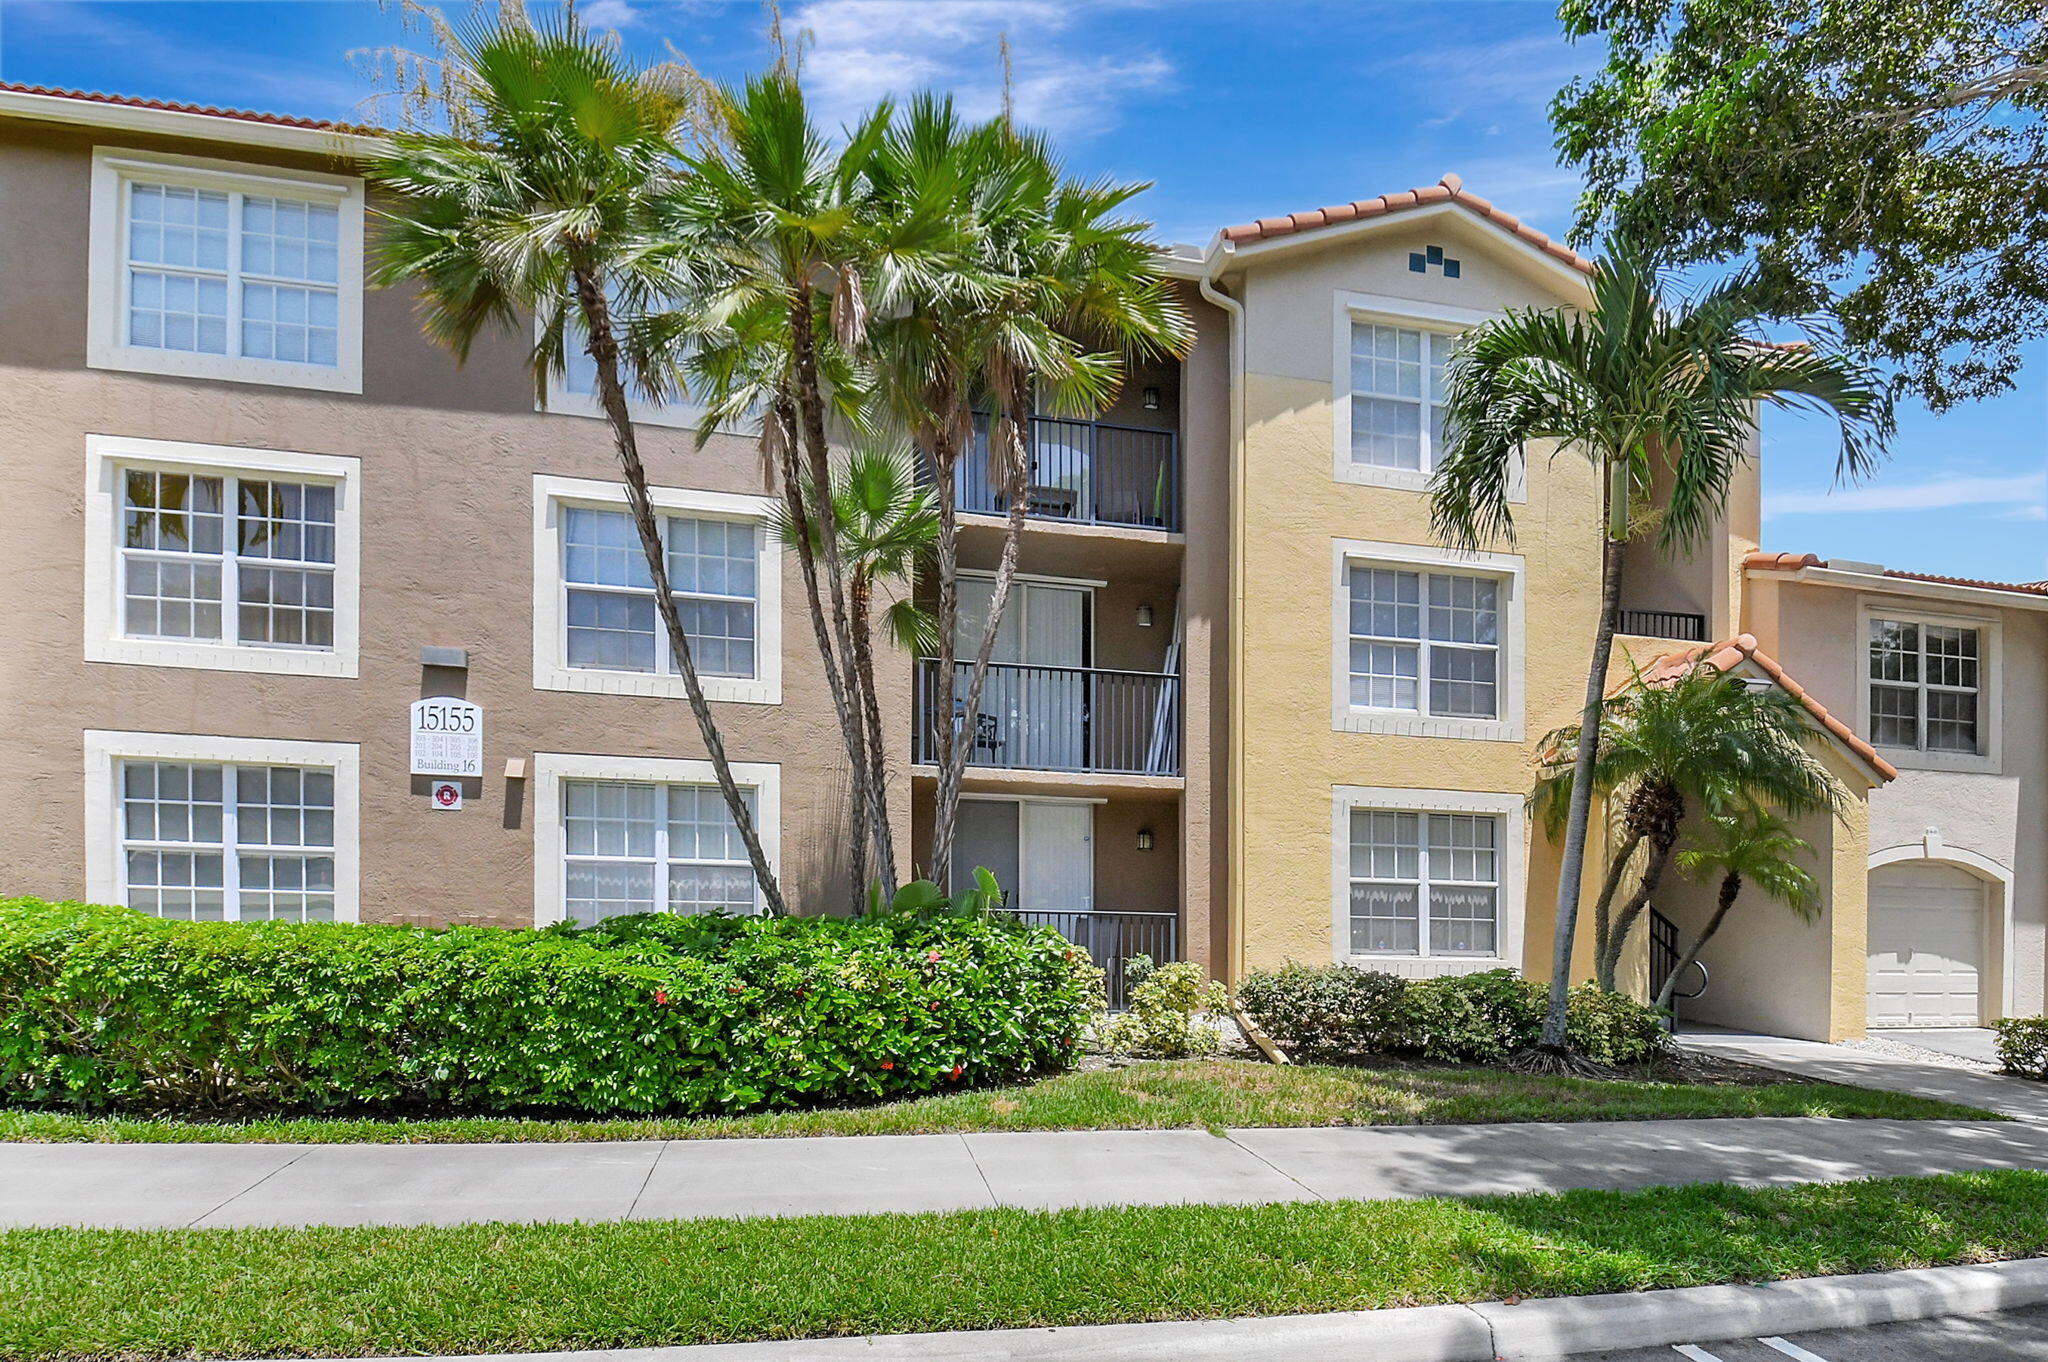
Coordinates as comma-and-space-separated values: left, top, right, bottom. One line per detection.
0, 1058, 1989, 1143
7, 1171, 2048, 1359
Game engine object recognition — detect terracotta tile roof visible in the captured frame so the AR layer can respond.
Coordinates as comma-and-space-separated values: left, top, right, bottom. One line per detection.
1219, 173, 1595, 274
0, 80, 380, 137
1628, 632, 1898, 783
1744, 551, 2048, 598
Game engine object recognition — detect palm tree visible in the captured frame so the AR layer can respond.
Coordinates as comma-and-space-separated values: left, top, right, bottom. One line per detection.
769, 446, 938, 831
1430, 241, 1891, 1054
867, 96, 1191, 883
365, 13, 788, 915
668, 71, 953, 898
1533, 661, 1843, 992
1659, 811, 1819, 1011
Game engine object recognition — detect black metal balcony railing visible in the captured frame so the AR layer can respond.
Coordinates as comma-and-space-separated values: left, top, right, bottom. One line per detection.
993, 907, 1178, 1011
914, 659, 1181, 776
1617, 608, 1708, 642
950, 414, 1181, 531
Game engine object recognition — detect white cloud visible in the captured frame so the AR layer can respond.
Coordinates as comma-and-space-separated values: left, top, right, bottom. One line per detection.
786, 0, 1171, 139
579, 0, 642, 29
1766, 472, 2048, 516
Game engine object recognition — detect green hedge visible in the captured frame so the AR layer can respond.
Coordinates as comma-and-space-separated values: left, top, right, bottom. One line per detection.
0, 898, 1100, 1116
1237, 964, 1668, 1067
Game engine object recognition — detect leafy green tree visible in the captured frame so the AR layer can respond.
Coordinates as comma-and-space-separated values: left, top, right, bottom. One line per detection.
866, 95, 1190, 884
1430, 241, 1888, 1055
1553, 0, 2048, 409
365, 13, 787, 914
1533, 662, 1841, 992
1659, 810, 1820, 1011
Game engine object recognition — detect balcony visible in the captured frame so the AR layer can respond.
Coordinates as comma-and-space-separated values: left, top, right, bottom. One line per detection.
1617, 608, 1707, 642
914, 659, 1181, 777
992, 907, 1178, 1010
949, 415, 1181, 532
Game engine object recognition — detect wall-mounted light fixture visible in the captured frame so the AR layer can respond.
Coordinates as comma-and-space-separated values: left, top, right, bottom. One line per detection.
1142, 386, 1161, 410
1136, 604, 1155, 628
1136, 828, 1155, 851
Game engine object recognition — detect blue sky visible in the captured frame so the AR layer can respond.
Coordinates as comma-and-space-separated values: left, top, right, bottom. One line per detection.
4, 0, 2043, 579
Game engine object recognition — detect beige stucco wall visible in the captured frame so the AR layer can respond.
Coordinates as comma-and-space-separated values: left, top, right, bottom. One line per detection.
0, 117, 910, 924
1748, 574, 2048, 1021
1223, 212, 1607, 979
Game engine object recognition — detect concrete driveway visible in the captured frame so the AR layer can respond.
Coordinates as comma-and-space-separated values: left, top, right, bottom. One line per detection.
1869, 1027, 2000, 1064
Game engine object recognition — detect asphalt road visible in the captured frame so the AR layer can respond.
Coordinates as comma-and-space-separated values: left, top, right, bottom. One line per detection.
1588, 1303, 2048, 1361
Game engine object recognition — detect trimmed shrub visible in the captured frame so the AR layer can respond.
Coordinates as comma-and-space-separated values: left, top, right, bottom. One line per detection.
1994, 1017, 2048, 1079
0, 897, 1100, 1115
1236, 964, 1668, 1068
1093, 961, 1227, 1059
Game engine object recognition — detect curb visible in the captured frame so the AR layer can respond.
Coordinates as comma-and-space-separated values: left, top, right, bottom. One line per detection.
389, 1257, 2048, 1361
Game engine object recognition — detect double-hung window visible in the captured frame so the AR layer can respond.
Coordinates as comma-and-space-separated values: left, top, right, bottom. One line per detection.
560, 779, 761, 922
562, 506, 758, 679
89, 150, 363, 391
1348, 809, 1499, 957
535, 477, 780, 703
1349, 322, 1455, 471
1869, 617, 1983, 754
1348, 566, 1499, 720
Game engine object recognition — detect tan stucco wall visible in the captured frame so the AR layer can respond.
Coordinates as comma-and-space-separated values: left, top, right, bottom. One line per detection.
0, 117, 909, 923
1224, 214, 1607, 979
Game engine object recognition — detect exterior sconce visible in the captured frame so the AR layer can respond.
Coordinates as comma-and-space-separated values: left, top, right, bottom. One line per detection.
1136, 604, 1155, 627
1136, 828, 1155, 851
1142, 387, 1160, 410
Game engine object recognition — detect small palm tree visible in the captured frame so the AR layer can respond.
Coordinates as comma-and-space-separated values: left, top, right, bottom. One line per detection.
1659, 811, 1819, 1012
1432, 240, 1891, 1053
365, 13, 787, 914
1533, 661, 1842, 991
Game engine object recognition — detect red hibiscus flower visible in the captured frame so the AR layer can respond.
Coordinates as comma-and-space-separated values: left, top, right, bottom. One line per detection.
881, 1060, 895, 1071
654, 990, 670, 1006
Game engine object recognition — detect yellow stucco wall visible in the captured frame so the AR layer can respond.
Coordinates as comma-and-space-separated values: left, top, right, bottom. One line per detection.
1225, 214, 1609, 980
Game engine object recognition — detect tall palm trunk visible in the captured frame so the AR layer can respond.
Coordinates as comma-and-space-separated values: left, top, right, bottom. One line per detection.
1596, 827, 1678, 991
935, 379, 1033, 889
847, 569, 896, 884
928, 420, 966, 886
571, 266, 788, 917
1655, 872, 1741, 1012
787, 288, 898, 897
1589, 829, 1645, 983
1540, 458, 1631, 1052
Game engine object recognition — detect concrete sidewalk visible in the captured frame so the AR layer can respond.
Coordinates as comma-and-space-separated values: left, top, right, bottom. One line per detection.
1682, 1027, 2048, 1121
7, 1114, 2048, 1229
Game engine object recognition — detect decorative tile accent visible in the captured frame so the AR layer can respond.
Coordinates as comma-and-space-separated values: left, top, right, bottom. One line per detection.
1411, 244, 1462, 278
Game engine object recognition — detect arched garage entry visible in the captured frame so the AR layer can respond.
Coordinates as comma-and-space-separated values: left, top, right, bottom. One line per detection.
1867, 845, 2014, 1028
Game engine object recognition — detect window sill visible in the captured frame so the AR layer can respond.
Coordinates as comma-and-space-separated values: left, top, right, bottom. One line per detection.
1874, 747, 2002, 777
1335, 709, 1521, 742
534, 665, 780, 706
87, 344, 362, 395
1332, 461, 1528, 503
85, 637, 357, 677
1343, 955, 1509, 978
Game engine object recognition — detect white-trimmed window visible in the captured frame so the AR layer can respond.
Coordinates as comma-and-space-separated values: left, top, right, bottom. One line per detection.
88, 148, 363, 392
533, 476, 781, 703
1347, 566, 1500, 719
85, 436, 360, 676
1868, 616, 1985, 755
533, 753, 780, 925
541, 291, 715, 431
1331, 787, 1524, 975
1350, 322, 1456, 471
85, 731, 360, 923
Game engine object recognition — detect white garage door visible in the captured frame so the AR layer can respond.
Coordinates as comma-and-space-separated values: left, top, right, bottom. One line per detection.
1868, 863, 1987, 1028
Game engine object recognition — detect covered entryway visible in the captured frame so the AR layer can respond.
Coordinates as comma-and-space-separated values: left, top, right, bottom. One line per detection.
1868, 862, 1989, 1028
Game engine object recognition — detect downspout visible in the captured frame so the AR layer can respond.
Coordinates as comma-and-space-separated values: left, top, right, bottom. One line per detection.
1198, 250, 1246, 985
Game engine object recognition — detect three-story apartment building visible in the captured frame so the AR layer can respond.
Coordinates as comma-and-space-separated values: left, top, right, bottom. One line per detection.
1, 81, 2038, 1038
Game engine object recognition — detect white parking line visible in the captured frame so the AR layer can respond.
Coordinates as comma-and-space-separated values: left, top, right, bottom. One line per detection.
1673, 1348, 1728, 1362
1760, 1338, 1833, 1362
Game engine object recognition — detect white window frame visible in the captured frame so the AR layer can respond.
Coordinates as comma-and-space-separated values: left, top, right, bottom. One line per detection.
84, 435, 361, 676
1331, 538, 1524, 741
1854, 599, 2002, 774
83, 730, 360, 923
533, 475, 782, 704
1330, 291, 1525, 499
1331, 786, 1524, 975
536, 305, 751, 434
532, 751, 781, 926
87, 147, 364, 393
